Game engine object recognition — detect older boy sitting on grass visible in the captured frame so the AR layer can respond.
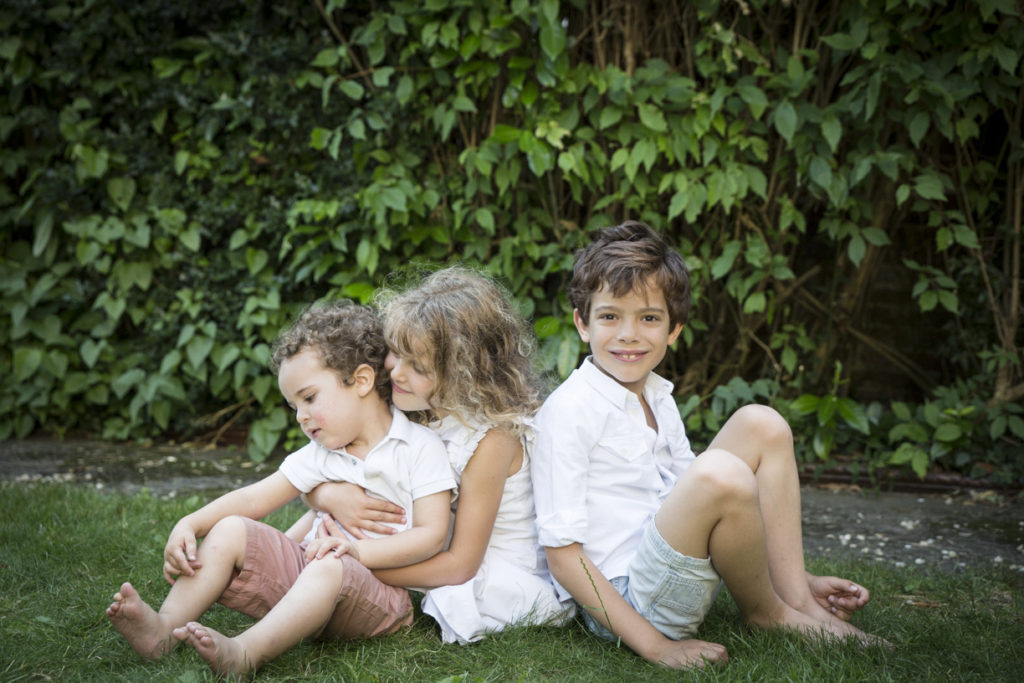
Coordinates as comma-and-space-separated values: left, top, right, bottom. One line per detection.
106, 301, 455, 678
532, 221, 883, 669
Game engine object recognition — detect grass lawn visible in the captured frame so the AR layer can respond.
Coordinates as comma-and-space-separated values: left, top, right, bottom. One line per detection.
1, 481, 1021, 682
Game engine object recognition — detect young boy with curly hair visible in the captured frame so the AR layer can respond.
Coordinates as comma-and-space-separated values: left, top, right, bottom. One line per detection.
106, 301, 455, 677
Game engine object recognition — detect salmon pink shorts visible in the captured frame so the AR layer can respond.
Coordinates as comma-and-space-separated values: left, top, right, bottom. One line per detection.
217, 518, 412, 639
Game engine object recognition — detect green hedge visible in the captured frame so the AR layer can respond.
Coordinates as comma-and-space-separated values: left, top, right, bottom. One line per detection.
2, 0, 1022, 482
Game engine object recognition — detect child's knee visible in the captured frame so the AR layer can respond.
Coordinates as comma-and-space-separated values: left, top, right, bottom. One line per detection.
304, 554, 352, 583
734, 404, 792, 445
691, 451, 757, 503
204, 516, 249, 553
208, 515, 248, 537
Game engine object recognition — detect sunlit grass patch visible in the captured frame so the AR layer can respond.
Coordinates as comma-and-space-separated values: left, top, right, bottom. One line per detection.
2, 482, 1021, 682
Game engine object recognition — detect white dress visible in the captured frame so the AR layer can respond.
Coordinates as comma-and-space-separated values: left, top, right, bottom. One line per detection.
420, 416, 575, 644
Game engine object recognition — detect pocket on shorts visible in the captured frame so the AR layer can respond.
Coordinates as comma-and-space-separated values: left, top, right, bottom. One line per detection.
642, 573, 713, 621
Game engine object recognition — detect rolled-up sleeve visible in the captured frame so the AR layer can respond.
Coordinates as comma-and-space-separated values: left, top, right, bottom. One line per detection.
532, 385, 594, 549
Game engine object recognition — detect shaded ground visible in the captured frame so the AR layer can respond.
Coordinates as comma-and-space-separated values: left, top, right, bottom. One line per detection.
2, 437, 1022, 577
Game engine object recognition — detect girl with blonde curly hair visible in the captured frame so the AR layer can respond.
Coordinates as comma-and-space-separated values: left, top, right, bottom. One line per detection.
304, 266, 574, 643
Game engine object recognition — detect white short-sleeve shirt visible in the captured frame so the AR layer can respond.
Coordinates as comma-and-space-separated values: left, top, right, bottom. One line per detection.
279, 407, 455, 543
532, 357, 695, 599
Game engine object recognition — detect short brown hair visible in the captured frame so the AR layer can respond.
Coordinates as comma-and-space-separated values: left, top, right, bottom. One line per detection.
270, 300, 390, 402
568, 221, 691, 329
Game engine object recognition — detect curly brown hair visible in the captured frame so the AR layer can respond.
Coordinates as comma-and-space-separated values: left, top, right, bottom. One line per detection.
377, 266, 542, 436
568, 220, 691, 329
270, 300, 390, 402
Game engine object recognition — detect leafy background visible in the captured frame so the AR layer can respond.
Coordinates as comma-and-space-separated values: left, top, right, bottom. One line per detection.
2, 0, 1022, 483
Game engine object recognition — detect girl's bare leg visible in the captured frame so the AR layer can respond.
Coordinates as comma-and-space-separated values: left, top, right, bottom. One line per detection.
174, 556, 347, 676
106, 516, 248, 659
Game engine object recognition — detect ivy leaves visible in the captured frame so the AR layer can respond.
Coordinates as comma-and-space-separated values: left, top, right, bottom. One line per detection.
2, 0, 1021, 481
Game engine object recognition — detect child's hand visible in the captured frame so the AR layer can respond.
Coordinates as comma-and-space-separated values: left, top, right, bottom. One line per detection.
808, 574, 870, 621
315, 513, 344, 539
304, 481, 406, 539
652, 638, 728, 669
163, 521, 202, 584
304, 536, 361, 563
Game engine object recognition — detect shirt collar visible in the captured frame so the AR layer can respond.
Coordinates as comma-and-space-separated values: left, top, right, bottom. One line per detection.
577, 356, 674, 409
383, 405, 415, 445
321, 405, 413, 457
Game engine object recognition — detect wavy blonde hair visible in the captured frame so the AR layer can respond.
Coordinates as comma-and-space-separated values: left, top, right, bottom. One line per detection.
377, 266, 543, 436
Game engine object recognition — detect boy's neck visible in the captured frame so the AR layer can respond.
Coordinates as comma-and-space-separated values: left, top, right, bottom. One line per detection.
640, 394, 658, 431
345, 398, 394, 459
588, 357, 659, 431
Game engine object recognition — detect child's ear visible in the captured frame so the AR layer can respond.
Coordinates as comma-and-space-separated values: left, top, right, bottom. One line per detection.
668, 321, 683, 346
572, 308, 591, 343
351, 363, 377, 397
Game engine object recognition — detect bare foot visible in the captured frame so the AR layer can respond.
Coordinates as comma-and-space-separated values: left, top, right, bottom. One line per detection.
105, 582, 176, 660
812, 607, 893, 648
795, 612, 893, 649
174, 621, 256, 679
751, 601, 890, 650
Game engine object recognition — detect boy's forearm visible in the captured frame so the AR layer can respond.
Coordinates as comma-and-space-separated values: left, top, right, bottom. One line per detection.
352, 526, 446, 569
354, 490, 450, 569
546, 543, 670, 661
178, 473, 297, 538
176, 489, 249, 537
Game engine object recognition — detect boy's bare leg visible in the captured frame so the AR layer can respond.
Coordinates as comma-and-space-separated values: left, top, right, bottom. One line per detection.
656, 451, 864, 641
705, 405, 848, 623
174, 556, 346, 676
106, 516, 248, 660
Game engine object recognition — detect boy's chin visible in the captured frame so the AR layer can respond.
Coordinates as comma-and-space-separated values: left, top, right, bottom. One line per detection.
593, 359, 647, 387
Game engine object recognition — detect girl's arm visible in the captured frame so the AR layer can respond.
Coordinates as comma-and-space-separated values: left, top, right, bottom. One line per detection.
373, 429, 520, 587
163, 472, 300, 581
303, 481, 406, 538
340, 489, 451, 569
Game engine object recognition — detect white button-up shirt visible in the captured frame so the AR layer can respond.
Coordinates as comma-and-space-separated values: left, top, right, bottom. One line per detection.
532, 358, 695, 599
279, 407, 455, 543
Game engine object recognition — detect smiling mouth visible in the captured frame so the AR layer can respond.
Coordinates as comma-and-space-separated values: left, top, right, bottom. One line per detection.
612, 351, 647, 361
393, 385, 410, 395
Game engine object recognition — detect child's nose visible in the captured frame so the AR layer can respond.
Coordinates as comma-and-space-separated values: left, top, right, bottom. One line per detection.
617, 319, 638, 341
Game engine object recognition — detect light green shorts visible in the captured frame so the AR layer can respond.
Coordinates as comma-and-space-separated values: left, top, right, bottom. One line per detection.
580, 520, 721, 641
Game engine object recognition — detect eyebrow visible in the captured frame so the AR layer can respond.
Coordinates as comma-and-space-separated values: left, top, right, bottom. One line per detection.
593, 303, 666, 315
